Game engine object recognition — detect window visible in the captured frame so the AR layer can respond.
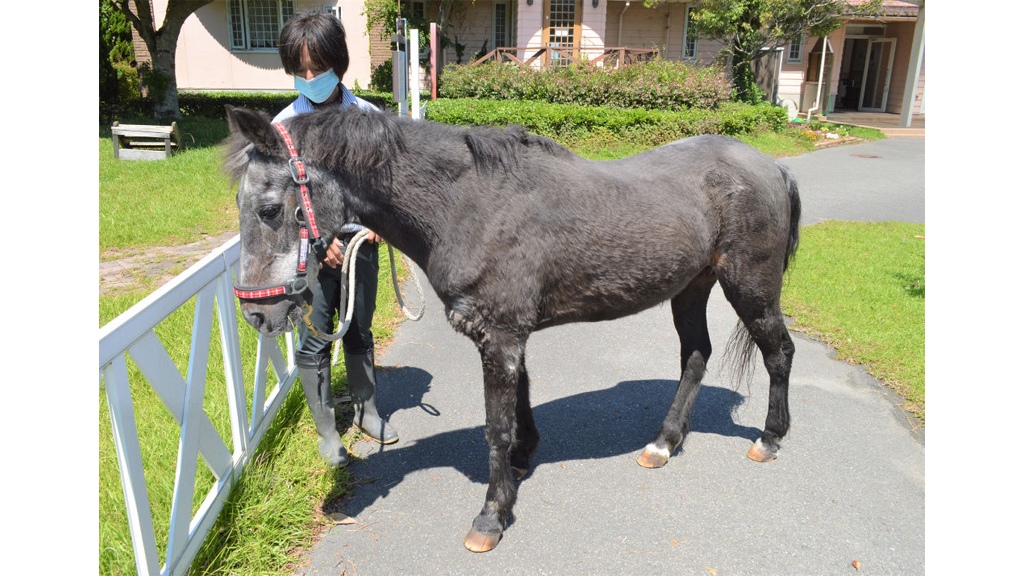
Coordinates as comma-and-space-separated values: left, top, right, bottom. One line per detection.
493, 1, 511, 49
787, 37, 804, 64
682, 6, 698, 60
412, 1, 425, 20
323, 4, 342, 23
228, 0, 296, 51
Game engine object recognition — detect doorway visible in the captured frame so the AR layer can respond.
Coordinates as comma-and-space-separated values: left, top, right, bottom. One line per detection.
543, 0, 582, 67
837, 37, 897, 111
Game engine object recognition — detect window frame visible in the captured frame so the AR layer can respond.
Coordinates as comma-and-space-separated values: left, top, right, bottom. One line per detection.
228, 0, 296, 53
787, 36, 804, 64
323, 4, 342, 24
682, 5, 698, 60
493, 0, 511, 50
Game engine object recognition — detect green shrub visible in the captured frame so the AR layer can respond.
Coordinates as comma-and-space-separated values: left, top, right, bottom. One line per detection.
425, 98, 788, 148
439, 58, 731, 110
102, 90, 397, 124
371, 58, 394, 93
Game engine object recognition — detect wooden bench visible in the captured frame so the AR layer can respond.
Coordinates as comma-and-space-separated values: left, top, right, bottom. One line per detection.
111, 121, 182, 160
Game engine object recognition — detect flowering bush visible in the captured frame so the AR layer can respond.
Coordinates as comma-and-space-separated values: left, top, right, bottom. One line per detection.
790, 120, 849, 141
438, 58, 731, 111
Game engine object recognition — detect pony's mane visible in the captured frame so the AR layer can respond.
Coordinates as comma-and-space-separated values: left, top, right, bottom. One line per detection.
224, 106, 574, 182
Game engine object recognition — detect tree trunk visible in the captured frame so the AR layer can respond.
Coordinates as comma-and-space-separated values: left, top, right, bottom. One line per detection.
149, 33, 182, 119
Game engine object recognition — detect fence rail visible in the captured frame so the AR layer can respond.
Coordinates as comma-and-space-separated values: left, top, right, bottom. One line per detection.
469, 46, 660, 71
99, 235, 296, 576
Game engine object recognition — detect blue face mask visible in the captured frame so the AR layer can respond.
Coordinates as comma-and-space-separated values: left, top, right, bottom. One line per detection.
294, 68, 339, 104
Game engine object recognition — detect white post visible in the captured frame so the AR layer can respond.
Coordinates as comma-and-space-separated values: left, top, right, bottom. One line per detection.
899, 2, 925, 127
410, 28, 421, 119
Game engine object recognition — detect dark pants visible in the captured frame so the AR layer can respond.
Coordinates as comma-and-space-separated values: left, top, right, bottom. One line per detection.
296, 235, 379, 359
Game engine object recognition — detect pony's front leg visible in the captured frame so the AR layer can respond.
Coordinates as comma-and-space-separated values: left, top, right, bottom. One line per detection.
464, 333, 524, 553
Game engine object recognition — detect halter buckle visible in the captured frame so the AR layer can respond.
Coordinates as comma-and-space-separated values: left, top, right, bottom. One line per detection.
288, 157, 310, 184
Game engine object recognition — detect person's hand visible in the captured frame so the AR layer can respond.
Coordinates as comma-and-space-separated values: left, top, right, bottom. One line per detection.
366, 230, 383, 243
323, 237, 345, 269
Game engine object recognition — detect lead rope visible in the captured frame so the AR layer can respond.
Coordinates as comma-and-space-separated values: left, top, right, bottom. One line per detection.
329, 229, 426, 365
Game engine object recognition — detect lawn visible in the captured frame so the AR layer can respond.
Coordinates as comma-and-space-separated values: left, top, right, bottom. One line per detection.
781, 221, 925, 418
99, 112, 913, 575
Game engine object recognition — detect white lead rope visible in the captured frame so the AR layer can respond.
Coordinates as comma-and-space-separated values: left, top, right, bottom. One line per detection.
327, 229, 426, 365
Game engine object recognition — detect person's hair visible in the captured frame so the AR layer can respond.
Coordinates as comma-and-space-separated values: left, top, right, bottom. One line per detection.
279, 10, 349, 78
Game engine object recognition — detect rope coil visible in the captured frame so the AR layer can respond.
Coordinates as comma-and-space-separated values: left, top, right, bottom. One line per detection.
320, 229, 425, 365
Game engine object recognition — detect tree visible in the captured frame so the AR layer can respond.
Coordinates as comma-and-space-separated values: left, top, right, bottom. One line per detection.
112, 0, 213, 119
100, 0, 135, 105
685, 0, 881, 103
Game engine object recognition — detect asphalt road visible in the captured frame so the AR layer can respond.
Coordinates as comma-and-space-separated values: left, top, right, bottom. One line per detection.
298, 138, 925, 575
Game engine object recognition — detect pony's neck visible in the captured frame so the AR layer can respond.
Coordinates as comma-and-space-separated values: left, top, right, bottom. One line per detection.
335, 166, 450, 270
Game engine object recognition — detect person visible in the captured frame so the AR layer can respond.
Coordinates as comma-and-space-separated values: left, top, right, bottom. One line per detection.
274, 10, 398, 468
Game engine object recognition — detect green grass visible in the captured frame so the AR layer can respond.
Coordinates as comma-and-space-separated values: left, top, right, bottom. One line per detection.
99, 117, 236, 257
781, 221, 925, 418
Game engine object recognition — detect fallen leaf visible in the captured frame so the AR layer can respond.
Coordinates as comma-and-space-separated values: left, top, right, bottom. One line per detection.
327, 512, 358, 525
852, 559, 861, 571
560, 463, 566, 469
914, 235, 924, 239
670, 540, 679, 546
706, 568, 718, 576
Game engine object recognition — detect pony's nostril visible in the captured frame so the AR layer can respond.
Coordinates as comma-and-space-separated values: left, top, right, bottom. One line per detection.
249, 311, 266, 330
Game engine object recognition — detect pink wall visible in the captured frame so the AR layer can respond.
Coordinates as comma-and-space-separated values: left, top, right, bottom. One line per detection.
166, 0, 373, 92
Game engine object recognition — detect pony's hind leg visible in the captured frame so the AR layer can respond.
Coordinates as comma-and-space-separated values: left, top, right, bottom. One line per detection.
719, 273, 796, 463
638, 269, 717, 469
510, 355, 539, 480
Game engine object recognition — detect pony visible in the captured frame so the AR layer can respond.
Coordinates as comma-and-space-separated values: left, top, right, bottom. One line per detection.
224, 105, 800, 552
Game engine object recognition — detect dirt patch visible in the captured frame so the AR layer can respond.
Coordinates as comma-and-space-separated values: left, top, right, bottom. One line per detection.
99, 230, 238, 296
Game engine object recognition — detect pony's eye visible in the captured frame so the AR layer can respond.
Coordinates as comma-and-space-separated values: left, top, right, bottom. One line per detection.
257, 204, 282, 221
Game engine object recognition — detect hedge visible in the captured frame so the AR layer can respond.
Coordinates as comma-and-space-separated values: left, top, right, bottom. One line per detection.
439, 59, 731, 111
424, 98, 790, 148
101, 90, 396, 122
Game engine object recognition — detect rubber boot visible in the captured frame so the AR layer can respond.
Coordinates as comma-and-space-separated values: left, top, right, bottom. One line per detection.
296, 353, 349, 467
345, 350, 399, 444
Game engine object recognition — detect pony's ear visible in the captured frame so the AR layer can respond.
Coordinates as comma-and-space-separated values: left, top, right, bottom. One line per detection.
225, 105, 286, 157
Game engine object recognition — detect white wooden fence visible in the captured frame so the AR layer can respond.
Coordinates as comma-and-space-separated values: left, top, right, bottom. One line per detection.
99, 235, 297, 576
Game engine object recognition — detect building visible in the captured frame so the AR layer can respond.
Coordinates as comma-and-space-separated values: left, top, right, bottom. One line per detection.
145, 0, 924, 121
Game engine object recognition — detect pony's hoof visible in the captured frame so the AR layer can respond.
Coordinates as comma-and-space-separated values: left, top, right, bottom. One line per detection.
637, 444, 670, 468
746, 439, 778, 463
512, 466, 530, 480
464, 528, 501, 552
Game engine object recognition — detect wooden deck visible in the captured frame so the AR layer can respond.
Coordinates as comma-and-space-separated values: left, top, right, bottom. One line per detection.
822, 111, 925, 138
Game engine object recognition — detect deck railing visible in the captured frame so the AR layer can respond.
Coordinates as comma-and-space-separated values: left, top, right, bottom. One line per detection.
469, 46, 660, 71
99, 235, 296, 576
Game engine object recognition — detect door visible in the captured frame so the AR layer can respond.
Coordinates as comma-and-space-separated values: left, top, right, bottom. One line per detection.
859, 38, 897, 111
544, 0, 582, 67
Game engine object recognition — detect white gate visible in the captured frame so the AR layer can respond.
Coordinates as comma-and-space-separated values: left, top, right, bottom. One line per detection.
99, 235, 296, 576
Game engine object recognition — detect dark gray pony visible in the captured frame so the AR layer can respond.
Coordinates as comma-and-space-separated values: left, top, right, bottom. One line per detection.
224, 105, 800, 553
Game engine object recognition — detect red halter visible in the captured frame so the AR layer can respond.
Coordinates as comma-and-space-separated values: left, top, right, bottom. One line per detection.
233, 122, 328, 300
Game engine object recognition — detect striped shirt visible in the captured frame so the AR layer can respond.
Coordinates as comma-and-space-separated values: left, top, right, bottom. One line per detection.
273, 84, 380, 235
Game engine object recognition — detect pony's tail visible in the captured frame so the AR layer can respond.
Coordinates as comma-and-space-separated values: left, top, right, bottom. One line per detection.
777, 161, 802, 272
722, 320, 758, 407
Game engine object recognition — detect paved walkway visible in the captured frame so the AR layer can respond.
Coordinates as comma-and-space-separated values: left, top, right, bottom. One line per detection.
298, 138, 926, 575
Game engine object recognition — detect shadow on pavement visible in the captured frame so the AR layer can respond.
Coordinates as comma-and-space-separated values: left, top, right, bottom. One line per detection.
330, 369, 761, 518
